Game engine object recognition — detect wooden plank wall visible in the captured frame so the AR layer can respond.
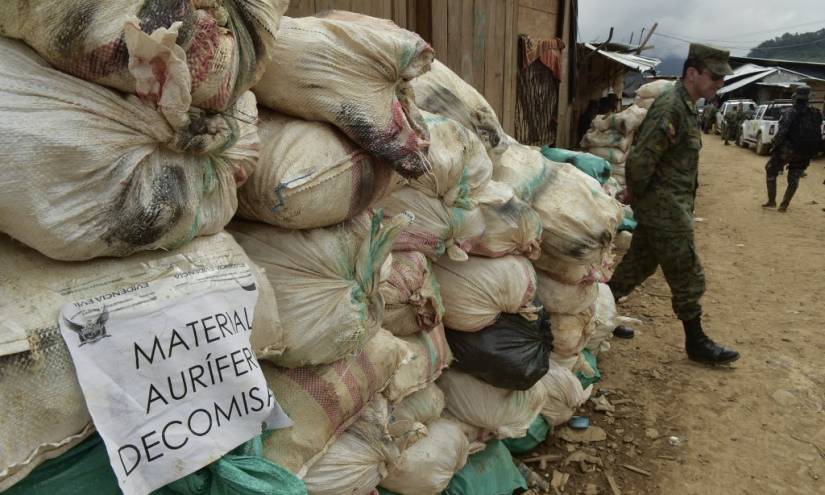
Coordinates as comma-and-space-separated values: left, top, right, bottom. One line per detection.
518, 0, 560, 39
555, 0, 574, 148
429, 0, 519, 134
285, 0, 414, 30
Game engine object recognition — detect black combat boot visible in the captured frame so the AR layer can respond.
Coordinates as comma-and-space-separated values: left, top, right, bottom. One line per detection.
612, 325, 635, 339
762, 178, 777, 208
682, 317, 740, 364
778, 182, 798, 212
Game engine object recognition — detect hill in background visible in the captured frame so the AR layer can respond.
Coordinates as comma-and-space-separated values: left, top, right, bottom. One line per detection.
748, 28, 825, 62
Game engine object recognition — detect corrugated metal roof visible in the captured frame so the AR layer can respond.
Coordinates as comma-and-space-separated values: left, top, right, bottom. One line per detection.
725, 63, 770, 81
717, 68, 777, 95
718, 67, 825, 95
584, 43, 660, 71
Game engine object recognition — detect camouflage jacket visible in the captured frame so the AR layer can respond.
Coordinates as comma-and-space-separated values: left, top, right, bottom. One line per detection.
626, 80, 701, 232
704, 104, 718, 123
774, 103, 823, 157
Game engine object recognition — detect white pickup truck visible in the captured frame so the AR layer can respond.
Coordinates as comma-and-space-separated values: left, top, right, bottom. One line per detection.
737, 102, 791, 155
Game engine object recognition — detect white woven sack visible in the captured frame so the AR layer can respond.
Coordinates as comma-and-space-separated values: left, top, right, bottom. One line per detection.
634, 96, 655, 109
378, 188, 485, 261
491, 140, 551, 202
0, 232, 281, 491
580, 128, 634, 152
0, 39, 259, 261
636, 79, 674, 99
432, 255, 540, 332
590, 105, 647, 134
0, 0, 287, 118
380, 251, 444, 336
470, 185, 543, 260
228, 211, 411, 367
406, 112, 494, 209
383, 325, 453, 403
587, 146, 627, 165
303, 395, 400, 495
551, 307, 596, 358
532, 163, 623, 265
549, 352, 579, 371
602, 176, 624, 200
411, 59, 509, 155
386, 382, 446, 453
253, 15, 433, 179
237, 111, 394, 229
379, 417, 471, 495
540, 360, 593, 426
261, 330, 411, 478
533, 251, 593, 285
536, 270, 599, 315
437, 370, 545, 439
390, 383, 446, 426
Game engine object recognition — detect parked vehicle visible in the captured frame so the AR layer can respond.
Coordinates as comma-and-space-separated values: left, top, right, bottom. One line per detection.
738, 102, 791, 155
715, 99, 756, 136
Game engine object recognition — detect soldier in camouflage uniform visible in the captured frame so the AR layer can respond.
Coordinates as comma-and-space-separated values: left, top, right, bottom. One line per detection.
762, 86, 823, 211
608, 44, 739, 365
723, 104, 741, 145
703, 102, 718, 134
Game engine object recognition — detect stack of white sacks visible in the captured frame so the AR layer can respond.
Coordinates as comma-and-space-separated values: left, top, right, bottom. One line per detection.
0, 1, 294, 491
2, 5, 638, 493
580, 80, 674, 188
250, 14, 629, 493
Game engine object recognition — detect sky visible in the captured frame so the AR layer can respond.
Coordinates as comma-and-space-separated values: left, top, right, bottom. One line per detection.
578, 0, 825, 74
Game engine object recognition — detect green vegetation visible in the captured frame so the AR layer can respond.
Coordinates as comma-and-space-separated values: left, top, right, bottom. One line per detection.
748, 29, 825, 62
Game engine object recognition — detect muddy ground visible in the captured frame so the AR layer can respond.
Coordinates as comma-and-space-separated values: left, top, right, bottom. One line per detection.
519, 134, 825, 495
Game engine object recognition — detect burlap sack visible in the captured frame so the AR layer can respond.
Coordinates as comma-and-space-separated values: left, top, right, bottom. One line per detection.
0, 0, 287, 118
237, 111, 394, 229
411, 59, 509, 155
380, 251, 444, 336
384, 325, 453, 403
261, 330, 411, 478
229, 212, 410, 367
0, 39, 259, 261
433, 255, 539, 332
253, 14, 433, 179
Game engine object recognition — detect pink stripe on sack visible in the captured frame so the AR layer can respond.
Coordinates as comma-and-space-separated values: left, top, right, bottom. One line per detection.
70, 38, 128, 82
331, 359, 364, 431
283, 367, 344, 427
185, 14, 220, 94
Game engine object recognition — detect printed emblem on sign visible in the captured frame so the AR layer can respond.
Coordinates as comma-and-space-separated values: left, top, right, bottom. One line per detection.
63, 307, 111, 346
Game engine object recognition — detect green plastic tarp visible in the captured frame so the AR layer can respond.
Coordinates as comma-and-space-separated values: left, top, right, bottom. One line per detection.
618, 215, 637, 232
443, 440, 527, 495
540, 147, 613, 185
576, 348, 602, 388
6, 434, 306, 495
502, 415, 551, 454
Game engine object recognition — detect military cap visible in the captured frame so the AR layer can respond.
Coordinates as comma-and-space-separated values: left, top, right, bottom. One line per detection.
792, 86, 810, 101
688, 43, 734, 76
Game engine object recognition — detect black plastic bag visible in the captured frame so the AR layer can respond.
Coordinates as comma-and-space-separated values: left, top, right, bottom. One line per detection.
446, 303, 553, 390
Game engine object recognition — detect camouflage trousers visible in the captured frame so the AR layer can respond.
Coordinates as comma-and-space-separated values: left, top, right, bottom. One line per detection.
608, 225, 705, 321
765, 152, 810, 189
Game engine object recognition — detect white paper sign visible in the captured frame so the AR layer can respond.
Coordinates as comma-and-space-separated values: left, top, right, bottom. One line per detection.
58, 264, 291, 495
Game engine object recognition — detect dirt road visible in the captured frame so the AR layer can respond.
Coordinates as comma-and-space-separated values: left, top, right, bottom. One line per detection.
535, 135, 825, 494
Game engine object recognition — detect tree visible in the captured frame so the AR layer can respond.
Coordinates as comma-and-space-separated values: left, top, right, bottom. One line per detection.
747, 28, 825, 62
